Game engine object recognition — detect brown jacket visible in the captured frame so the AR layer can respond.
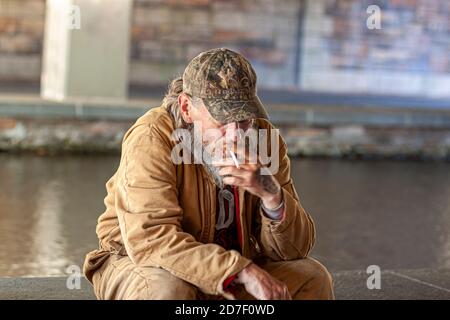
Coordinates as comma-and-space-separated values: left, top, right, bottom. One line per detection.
83, 105, 316, 299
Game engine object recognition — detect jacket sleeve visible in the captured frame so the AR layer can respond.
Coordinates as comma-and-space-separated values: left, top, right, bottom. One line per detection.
115, 126, 251, 298
258, 131, 316, 261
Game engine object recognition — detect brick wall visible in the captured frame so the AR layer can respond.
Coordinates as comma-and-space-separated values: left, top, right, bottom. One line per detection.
301, 0, 450, 98
0, 0, 301, 89
0, 0, 45, 82
130, 0, 301, 89
1, 0, 450, 99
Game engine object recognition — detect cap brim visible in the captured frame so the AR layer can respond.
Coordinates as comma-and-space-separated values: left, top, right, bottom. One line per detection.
202, 95, 269, 124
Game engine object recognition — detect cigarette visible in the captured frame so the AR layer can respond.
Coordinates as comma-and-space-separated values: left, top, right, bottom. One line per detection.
229, 150, 240, 168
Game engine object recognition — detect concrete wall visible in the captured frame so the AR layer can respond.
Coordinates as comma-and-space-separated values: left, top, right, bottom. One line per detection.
40, 0, 132, 100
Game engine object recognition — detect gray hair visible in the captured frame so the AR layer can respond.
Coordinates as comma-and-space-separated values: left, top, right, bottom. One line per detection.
164, 76, 202, 129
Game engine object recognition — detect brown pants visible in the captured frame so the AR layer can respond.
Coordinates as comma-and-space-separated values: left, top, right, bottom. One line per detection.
92, 254, 335, 300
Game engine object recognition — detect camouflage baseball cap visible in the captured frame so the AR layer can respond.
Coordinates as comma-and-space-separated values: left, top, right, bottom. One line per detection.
182, 48, 269, 123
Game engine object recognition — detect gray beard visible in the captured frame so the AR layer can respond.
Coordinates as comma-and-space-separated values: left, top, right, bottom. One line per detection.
176, 126, 224, 189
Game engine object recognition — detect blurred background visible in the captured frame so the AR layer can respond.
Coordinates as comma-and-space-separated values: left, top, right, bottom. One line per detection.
1, 0, 450, 281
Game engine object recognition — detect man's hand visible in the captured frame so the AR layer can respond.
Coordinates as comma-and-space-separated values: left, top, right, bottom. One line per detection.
218, 163, 282, 209
212, 145, 283, 209
234, 263, 292, 300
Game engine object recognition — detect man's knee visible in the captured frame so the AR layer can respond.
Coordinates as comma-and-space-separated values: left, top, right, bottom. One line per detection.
92, 255, 198, 300
304, 258, 333, 288
143, 268, 198, 300
293, 257, 334, 299
261, 256, 334, 299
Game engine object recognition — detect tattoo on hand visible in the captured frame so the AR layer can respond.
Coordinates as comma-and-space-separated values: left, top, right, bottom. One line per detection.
256, 167, 280, 194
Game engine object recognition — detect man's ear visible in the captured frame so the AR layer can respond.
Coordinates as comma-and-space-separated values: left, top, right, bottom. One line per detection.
178, 93, 193, 124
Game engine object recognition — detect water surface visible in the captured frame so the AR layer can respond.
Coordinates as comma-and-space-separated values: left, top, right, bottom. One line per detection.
1, 154, 449, 276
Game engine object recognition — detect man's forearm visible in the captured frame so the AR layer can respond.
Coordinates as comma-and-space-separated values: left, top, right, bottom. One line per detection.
259, 186, 315, 260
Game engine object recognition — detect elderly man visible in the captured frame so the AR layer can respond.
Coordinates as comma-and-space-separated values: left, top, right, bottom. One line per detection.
83, 48, 334, 300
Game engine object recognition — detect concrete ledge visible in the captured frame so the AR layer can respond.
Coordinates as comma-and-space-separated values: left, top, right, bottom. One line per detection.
2, 93, 450, 128
0, 94, 152, 121
1, 269, 449, 300
333, 268, 450, 300
2, 94, 450, 159
0, 277, 96, 300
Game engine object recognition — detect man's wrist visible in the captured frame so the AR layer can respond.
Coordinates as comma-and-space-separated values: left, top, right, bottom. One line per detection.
261, 190, 283, 210
261, 190, 284, 220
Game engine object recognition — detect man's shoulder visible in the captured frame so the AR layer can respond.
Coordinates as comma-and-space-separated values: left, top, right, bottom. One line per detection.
256, 118, 288, 152
256, 118, 276, 130
122, 105, 175, 150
